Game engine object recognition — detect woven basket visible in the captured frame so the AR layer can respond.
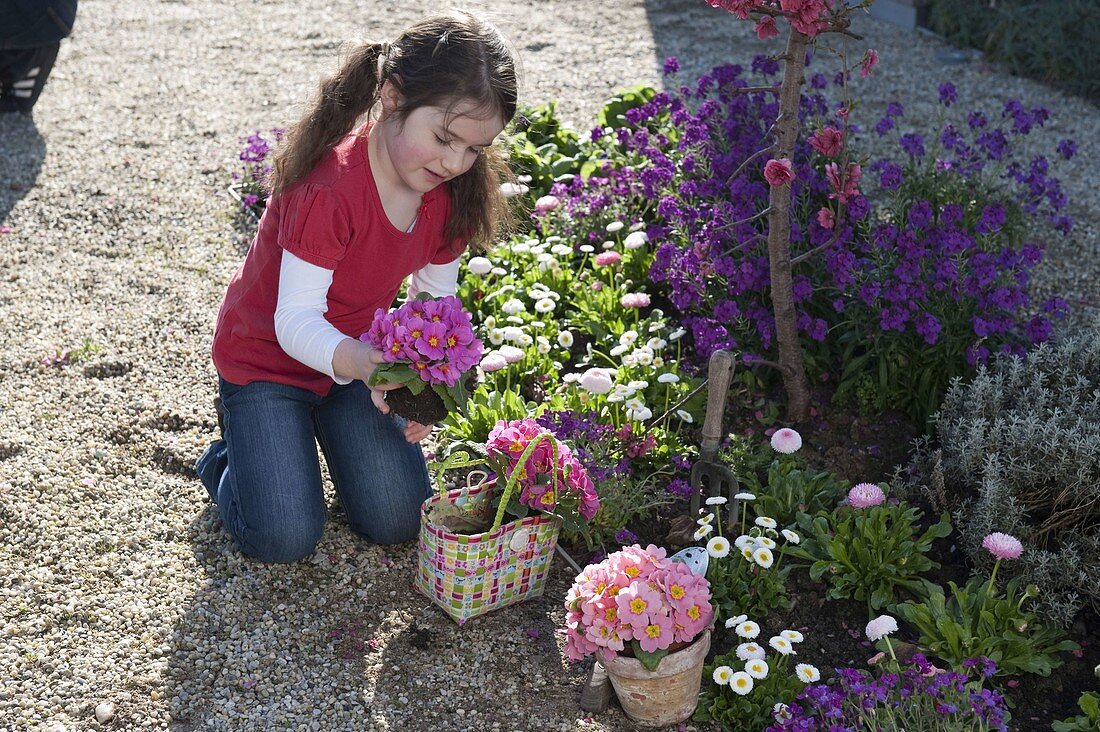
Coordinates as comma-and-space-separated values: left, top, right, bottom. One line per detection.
416, 476, 561, 624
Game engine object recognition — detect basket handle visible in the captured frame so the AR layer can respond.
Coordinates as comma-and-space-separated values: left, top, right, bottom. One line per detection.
490, 432, 560, 533
466, 469, 489, 490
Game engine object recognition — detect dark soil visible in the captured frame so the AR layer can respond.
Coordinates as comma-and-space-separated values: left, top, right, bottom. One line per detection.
386, 385, 448, 425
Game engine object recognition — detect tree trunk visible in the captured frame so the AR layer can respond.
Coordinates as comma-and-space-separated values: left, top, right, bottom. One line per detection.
766, 26, 812, 423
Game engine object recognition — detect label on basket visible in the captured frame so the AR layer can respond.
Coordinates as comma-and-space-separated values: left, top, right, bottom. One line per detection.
509, 527, 531, 551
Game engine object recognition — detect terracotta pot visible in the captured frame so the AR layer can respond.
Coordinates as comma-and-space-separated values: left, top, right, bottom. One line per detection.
599, 629, 711, 727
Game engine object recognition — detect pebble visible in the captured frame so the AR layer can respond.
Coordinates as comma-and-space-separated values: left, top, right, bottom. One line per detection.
95, 702, 116, 724
0, 2, 1096, 732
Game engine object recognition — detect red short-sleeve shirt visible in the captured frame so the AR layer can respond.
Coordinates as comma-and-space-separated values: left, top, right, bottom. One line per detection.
211, 126, 465, 395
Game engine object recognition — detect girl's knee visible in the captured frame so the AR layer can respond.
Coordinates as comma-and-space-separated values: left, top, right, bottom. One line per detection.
239, 518, 325, 564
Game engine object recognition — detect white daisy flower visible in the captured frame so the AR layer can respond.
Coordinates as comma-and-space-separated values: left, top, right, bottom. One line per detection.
782, 529, 801, 545
551, 243, 573, 257
745, 659, 769, 680
697, 513, 715, 525
795, 664, 820, 683
729, 672, 754, 696
624, 230, 649, 250
536, 337, 551, 355
735, 621, 760, 639
735, 642, 766, 661
491, 267, 508, 276
706, 536, 730, 558
501, 298, 526, 315
724, 614, 748, 629
669, 327, 687, 341
627, 379, 649, 390
768, 636, 796, 656
693, 524, 713, 541
705, 496, 728, 506
657, 373, 679, 384
734, 535, 754, 550
606, 221, 625, 233
579, 244, 594, 254
619, 330, 639, 346
753, 547, 774, 569
609, 344, 629, 357
634, 349, 654, 366
755, 516, 778, 529
646, 337, 667, 351
557, 331, 574, 348
601, 240, 616, 250
735, 492, 757, 501
488, 329, 505, 346
741, 546, 755, 560
712, 665, 734, 685
606, 393, 625, 403
781, 630, 805, 644
534, 298, 555, 314
676, 409, 694, 423
755, 537, 777, 550
624, 397, 646, 411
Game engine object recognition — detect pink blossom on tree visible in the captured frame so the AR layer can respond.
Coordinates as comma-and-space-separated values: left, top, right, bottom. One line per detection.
808, 126, 843, 157
763, 157, 796, 186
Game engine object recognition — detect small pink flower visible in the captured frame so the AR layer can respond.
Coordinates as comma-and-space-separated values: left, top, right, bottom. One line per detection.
808, 127, 843, 158
535, 195, 559, 214
865, 614, 898, 641
859, 49, 879, 78
594, 251, 621, 267
620, 292, 651, 309
848, 483, 886, 509
982, 532, 1024, 561
579, 368, 614, 394
817, 207, 835, 229
754, 16, 778, 39
479, 352, 508, 372
763, 158, 795, 187
826, 162, 862, 204
770, 427, 802, 454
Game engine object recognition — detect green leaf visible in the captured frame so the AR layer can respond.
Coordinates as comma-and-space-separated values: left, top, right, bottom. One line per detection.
631, 643, 670, 672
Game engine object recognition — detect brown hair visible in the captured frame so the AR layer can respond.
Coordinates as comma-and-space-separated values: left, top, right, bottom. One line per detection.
269, 11, 517, 252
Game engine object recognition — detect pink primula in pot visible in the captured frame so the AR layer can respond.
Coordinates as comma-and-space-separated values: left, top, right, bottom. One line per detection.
564, 544, 714, 670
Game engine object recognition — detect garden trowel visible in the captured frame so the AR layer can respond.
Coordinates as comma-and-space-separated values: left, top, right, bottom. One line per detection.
689, 349, 739, 524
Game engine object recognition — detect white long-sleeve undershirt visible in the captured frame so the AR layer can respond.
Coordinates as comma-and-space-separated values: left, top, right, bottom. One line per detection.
273, 250, 462, 381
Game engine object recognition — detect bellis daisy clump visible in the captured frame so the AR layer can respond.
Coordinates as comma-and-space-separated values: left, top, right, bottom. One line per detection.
563, 544, 714, 670
484, 417, 600, 533
697, 618, 818, 729
361, 295, 483, 424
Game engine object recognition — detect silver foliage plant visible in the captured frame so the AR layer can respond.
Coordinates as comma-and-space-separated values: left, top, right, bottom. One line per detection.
896, 318, 1100, 626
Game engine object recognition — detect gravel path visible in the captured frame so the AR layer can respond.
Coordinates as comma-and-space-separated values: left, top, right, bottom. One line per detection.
1, 2, 1097, 730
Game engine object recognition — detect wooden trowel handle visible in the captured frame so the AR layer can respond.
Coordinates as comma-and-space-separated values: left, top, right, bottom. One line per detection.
701, 350, 736, 455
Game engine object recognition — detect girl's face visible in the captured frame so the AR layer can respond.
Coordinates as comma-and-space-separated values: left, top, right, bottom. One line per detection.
375, 82, 506, 196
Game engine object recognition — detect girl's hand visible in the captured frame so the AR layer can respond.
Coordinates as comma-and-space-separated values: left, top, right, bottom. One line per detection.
403, 420, 433, 444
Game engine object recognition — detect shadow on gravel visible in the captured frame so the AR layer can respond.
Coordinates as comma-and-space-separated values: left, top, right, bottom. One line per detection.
0, 112, 46, 225
644, 0, 764, 80
164, 496, 611, 730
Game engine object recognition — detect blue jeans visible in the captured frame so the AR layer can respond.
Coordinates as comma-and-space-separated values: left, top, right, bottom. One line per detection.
195, 378, 431, 563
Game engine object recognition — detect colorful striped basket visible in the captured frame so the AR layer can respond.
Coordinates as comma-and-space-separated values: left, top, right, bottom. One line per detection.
416, 476, 562, 624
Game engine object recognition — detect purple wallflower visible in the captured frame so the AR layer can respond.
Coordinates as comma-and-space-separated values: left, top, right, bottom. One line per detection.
662, 56, 680, 75
874, 116, 894, 136
899, 133, 926, 158
975, 203, 1006, 235
1057, 139, 1078, 160
614, 528, 639, 545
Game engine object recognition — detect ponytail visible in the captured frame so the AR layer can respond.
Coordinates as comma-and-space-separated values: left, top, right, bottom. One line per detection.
268, 41, 385, 197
